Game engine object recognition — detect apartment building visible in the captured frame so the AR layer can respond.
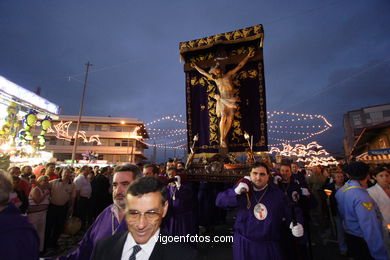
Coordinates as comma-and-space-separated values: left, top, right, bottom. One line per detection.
44, 115, 149, 164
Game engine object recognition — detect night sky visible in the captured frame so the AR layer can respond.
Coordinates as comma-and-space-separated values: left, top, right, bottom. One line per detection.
1, 0, 390, 161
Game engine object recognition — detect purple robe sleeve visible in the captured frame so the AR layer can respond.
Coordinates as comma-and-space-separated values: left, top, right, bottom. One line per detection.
215, 188, 238, 208
281, 194, 304, 227
0, 204, 39, 260
59, 205, 127, 260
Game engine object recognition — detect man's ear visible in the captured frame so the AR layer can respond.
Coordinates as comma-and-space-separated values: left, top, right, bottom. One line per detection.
162, 200, 168, 218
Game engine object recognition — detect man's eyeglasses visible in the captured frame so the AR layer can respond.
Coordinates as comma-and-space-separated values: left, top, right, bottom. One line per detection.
126, 210, 161, 222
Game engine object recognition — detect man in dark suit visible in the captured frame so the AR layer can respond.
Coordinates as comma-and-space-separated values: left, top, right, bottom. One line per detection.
92, 176, 197, 260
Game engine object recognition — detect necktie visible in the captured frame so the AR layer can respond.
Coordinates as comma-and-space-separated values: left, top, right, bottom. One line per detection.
129, 244, 141, 260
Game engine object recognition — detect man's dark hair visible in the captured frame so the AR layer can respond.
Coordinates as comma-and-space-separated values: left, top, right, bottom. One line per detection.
249, 162, 270, 175
345, 162, 369, 180
372, 166, 389, 177
280, 162, 292, 169
114, 164, 141, 179
45, 162, 55, 168
127, 176, 167, 204
280, 159, 292, 168
143, 164, 160, 175
100, 166, 109, 174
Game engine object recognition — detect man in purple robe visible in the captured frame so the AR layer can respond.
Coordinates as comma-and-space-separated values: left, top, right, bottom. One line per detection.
165, 167, 196, 237
277, 162, 313, 260
60, 164, 141, 260
0, 170, 39, 259
216, 162, 304, 260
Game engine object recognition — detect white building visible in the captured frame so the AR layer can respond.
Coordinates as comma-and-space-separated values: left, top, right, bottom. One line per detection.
44, 115, 149, 164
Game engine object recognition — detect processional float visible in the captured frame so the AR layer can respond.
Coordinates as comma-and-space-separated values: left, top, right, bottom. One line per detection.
180, 24, 269, 182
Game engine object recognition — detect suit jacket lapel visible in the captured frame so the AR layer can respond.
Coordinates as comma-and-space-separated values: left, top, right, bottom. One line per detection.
111, 231, 129, 260
149, 240, 163, 260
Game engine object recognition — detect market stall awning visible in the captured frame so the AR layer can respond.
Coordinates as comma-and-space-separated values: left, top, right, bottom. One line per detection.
356, 152, 390, 163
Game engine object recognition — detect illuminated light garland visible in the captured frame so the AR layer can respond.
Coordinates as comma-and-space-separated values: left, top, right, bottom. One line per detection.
145, 115, 185, 126
145, 111, 333, 150
154, 138, 187, 145
50, 121, 102, 145
138, 139, 187, 150
150, 132, 187, 140
147, 128, 187, 134
269, 141, 338, 167
267, 110, 332, 144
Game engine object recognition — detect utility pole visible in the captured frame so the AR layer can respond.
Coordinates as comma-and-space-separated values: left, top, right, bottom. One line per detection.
71, 62, 92, 167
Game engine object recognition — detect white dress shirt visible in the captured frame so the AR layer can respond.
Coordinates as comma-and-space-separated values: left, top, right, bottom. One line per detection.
73, 174, 92, 198
121, 229, 160, 260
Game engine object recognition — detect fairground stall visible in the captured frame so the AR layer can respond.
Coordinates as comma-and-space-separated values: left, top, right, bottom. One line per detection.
0, 75, 60, 168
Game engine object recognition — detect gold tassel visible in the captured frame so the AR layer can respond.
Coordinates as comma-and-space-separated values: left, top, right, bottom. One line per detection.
246, 192, 251, 209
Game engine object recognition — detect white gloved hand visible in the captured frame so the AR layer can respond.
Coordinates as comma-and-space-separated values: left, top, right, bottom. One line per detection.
175, 175, 181, 189
301, 187, 310, 196
290, 222, 304, 237
234, 182, 249, 195
273, 175, 282, 185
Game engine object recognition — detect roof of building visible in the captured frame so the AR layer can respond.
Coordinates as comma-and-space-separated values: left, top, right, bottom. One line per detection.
56, 115, 144, 124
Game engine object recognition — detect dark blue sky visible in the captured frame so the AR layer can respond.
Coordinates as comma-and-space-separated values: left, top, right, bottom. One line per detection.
1, 0, 390, 160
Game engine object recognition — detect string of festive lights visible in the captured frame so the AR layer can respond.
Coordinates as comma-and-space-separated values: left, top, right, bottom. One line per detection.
145, 115, 186, 126
145, 111, 333, 150
138, 139, 187, 150
269, 141, 338, 166
147, 128, 187, 134
149, 132, 186, 140
267, 110, 333, 127
154, 138, 187, 146
269, 125, 328, 128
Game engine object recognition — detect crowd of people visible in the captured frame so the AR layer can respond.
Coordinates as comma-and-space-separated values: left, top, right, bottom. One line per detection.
0, 158, 389, 260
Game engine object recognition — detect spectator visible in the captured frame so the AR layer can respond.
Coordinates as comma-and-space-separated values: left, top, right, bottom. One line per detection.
367, 167, 390, 256
10, 176, 29, 214
45, 163, 59, 181
336, 162, 388, 260
9, 166, 30, 197
324, 170, 348, 256
73, 165, 92, 229
91, 176, 197, 260
60, 164, 141, 260
45, 167, 76, 249
27, 175, 50, 253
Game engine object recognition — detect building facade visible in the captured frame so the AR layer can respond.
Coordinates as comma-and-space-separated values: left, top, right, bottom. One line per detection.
352, 122, 390, 164
343, 103, 390, 158
43, 115, 149, 165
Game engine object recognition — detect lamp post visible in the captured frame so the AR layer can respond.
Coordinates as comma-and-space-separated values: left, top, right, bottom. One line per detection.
71, 62, 92, 167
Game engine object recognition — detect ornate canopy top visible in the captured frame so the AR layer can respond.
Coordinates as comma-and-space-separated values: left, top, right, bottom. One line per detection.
179, 24, 264, 55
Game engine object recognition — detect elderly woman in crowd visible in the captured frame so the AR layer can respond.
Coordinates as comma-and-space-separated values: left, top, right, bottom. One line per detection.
27, 175, 50, 253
